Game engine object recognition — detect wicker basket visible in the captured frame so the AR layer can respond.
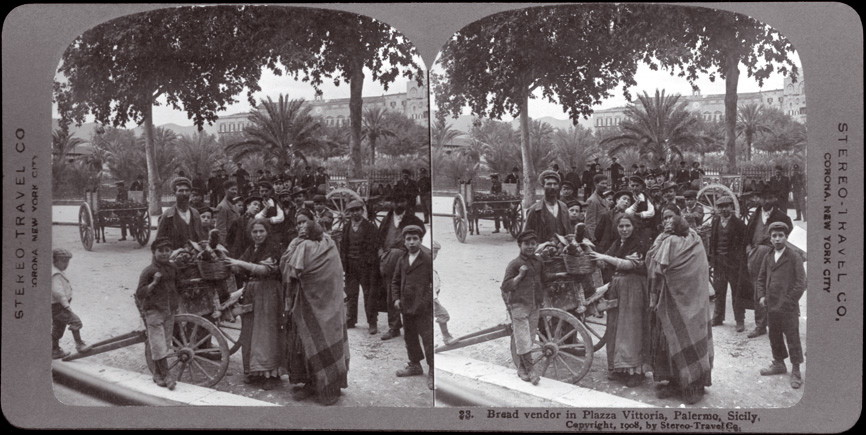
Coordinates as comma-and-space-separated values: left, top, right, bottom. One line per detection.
197, 260, 230, 280
564, 253, 595, 275
542, 256, 567, 275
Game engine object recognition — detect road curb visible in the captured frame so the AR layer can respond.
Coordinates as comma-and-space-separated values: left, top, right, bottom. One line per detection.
55, 359, 278, 406
435, 353, 652, 408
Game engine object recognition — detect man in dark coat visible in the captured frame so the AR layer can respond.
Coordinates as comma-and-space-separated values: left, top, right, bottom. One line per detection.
391, 225, 435, 390
675, 161, 691, 185
155, 177, 205, 252
313, 167, 330, 193
791, 164, 806, 221
744, 189, 793, 338
756, 221, 806, 389
504, 166, 522, 195
581, 164, 597, 201
393, 169, 419, 215
341, 200, 382, 334
709, 196, 754, 332
378, 195, 425, 341
583, 173, 610, 243
608, 157, 624, 190
214, 179, 240, 246
234, 163, 250, 196
565, 166, 581, 194
767, 165, 791, 213
298, 166, 316, 198
523, 170, 571, 244
417, 167, 432, 224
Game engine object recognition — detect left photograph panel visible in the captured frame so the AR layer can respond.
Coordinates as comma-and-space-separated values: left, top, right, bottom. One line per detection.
50, 4, 433, 407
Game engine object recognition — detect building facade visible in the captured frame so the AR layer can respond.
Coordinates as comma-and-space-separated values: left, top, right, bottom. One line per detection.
215, 80, 428, 138
591, 74, 806, 131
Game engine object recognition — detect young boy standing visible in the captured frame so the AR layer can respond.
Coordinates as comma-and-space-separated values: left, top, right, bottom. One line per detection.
52, 248, 87, 359
756, 222, 806, 389
391, 225, 435, 390
136, 237, 180, 390
432, 240, 456, 346
501, 230, 545, 385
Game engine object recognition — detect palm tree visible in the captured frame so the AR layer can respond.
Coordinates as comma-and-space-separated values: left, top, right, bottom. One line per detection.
432, 116, 463, 149
51, 128, 86, 191
225, 94, 324, 169
736, 103, 774, 161
175, 132, 227, 178
601, 90, 708, 165
552, 125, 597, 170
361, 106, 396, 165
520, 119, 555, 175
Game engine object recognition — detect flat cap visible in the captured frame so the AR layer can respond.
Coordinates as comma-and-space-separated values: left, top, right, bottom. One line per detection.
313, 194, 326, 203
537, 169, 561, 185
683, 190, 698, 199
151, 237, 173, 252
628, 175, 646, 186
768, 221, 790, 233
243, 195, 263, 208
661, 181, 677, 191
516, 230, 538, 244
52, 248, 73, 259
716, 196, 735, 206
258, 180, 273, 190
346, 199, 364, 210
402, 224, 425, 237
170, 176, 192, 191
431, 240, 441, 250
561, 180, 575, 189
614, 190, 634, 201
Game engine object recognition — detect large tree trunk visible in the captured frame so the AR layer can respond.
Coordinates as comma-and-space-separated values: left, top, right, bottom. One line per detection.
519, 92, 534, 208
143, 104, 161, 216
724, 53, 740, 174
349, 55, 364, 177
370, 136, 376, 165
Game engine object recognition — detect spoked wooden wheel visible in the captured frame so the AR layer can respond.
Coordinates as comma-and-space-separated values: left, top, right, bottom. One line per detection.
510, 308, 594, 384
576, 310, 608, 353
145, 313, 229, 388
326, 188, 365, 232
508, 202, 524, 239
78, 203, 95, 251
453, 194, 468, 243
697, 184, 740, 220
135, 210, 151, 246
215, 316, 243, 355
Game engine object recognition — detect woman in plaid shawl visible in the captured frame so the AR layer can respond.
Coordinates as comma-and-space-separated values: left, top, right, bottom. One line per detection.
280, 215, 349, 406
647, 212, 714, 404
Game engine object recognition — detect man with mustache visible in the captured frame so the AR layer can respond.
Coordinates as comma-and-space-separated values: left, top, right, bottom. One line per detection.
155, 177, 205, 252
522, 170, 571, 243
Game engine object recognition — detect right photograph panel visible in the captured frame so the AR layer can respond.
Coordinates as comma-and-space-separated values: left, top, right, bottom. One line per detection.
431, 4, 807, 408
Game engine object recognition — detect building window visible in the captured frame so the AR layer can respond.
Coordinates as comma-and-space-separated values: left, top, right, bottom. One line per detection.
714, 111, 722, 121
768, 98, 773, 104
800, 107, 807, 115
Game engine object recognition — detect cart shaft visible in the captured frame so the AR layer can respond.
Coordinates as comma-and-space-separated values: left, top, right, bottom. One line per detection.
434, 324, 512, 353
62, 330, 147, 362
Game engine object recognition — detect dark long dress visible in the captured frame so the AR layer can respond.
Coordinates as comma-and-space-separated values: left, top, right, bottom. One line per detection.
239, 239, 285, 378
603, 236, 650, 374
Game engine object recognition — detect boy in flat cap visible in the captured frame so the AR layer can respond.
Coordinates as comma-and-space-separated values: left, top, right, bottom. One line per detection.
391, 225, 435, 390
682, 190, 704, 229
501, 230, 565, 385
756, 222, 805, 389
135, 237, 179, 390
52, 248, 87, 359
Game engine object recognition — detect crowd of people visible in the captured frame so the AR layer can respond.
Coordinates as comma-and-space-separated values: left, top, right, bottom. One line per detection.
502, 164, 805, 404
54, 166, 435, 406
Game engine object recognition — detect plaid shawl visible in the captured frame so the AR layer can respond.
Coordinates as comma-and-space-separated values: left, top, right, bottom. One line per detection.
647, 228, 714, 388
281, 234, 349, 396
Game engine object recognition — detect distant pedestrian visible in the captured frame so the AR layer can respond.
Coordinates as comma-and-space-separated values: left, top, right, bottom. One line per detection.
52, 248, 87, 359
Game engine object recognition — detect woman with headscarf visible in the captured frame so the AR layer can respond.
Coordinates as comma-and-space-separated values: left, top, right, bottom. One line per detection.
646, 210, 714, 404
224, 217, 286, 390
588, 213, 650, 387
280, 213, 349, 406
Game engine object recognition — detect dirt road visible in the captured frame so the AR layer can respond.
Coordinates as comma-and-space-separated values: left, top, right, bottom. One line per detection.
51, 224, 432, 407
431, 196, 806, 408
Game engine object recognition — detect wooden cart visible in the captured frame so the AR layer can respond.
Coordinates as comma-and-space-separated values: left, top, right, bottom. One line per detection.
451, 179, 524, 243
62, 259, 247, 388
79, 190, 151, 250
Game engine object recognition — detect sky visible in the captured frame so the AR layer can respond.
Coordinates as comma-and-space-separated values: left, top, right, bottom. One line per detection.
430, 53, 802, 123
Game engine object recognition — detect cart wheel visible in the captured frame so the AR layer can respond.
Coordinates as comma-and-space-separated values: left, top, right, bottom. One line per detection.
326, 188, 365, 233
135, 210, 151, 246
146, 313, 229, 388
576, 311, 607, 353
215, 316, 243, 355
508, 203, 524, 239
697, 184, 740, 222
453, 194, 468, 243
510, 308, 593, 384
79, 203, 95, 251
